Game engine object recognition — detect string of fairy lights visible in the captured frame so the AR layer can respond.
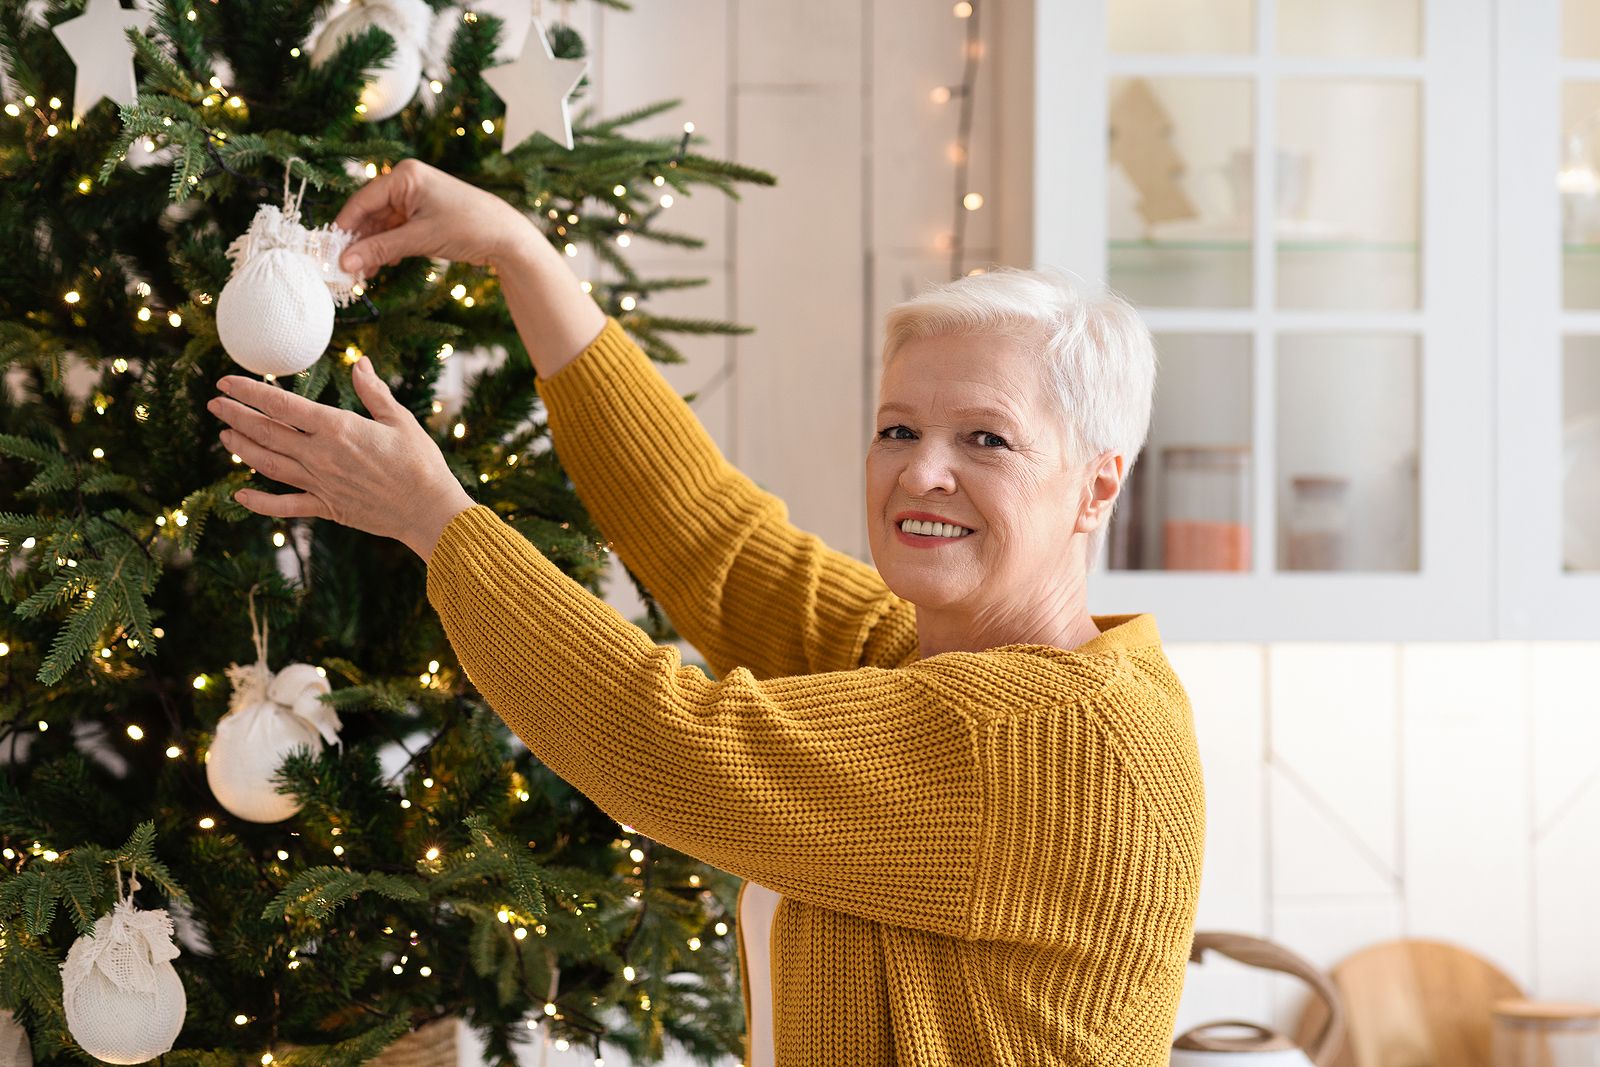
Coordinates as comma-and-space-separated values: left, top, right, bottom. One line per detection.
931, 0, 986, 279
0, 11, 729, 1065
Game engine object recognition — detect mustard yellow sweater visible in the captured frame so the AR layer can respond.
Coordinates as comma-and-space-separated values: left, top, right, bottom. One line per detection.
425, 317, 1207, 1066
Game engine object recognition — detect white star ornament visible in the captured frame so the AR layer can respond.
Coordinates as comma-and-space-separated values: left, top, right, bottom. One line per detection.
480, 20, 587, 151
52, 0, 155, 123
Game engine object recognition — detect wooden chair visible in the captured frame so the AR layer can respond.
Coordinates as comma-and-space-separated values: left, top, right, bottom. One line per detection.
1293, 938, 1524, 1067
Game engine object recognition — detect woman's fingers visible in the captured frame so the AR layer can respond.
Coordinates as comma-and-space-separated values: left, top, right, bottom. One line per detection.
350, 357, 408, 424
234, 487, 330, 520
341, 218, 428, 278
332, 166, 408, 238
220, 427, 317, 491
216, 375, 339, 434
207, 396, 310, 461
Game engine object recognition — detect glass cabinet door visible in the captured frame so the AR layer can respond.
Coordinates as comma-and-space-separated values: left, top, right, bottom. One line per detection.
1497, 0, 1600, 638
1037, 0, 1494, 641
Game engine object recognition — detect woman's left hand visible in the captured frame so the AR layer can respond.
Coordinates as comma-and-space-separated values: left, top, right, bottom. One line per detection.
206, 358, 476, 563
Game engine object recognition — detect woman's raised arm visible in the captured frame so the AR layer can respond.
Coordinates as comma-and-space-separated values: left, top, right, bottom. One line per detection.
337, 159, 916, 677
335, 158, 606, 378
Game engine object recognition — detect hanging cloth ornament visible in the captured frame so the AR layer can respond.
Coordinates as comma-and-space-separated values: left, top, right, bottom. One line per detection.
61, 864, 185, 1065
215, 158, 358, 377
310, 0, 436, 121
0, 1010, 32, 1067
481, 16, 588, 151
205, 586, 342, 823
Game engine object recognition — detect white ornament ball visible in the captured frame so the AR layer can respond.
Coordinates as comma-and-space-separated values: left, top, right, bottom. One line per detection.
355, 46, 423, 120
61, 901, 185, 1064
215, 248, 335, 376
0, 1011, 31, 1067
311, 0, 434, 121
206, 664, 337, 823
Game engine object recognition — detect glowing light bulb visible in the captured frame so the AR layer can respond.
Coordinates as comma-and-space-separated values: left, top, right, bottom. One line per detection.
126, 725, 143, 740
963, 192, 984, 211
199, 817, 216, 830
931, 86, 951, 104
64, 290, 80, 303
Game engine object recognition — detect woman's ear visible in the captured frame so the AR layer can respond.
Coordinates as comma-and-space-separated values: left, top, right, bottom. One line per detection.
1077, 451, 1126, 531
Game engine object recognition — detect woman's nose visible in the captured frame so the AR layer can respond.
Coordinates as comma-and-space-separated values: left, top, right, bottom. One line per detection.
898, 445, 958, 495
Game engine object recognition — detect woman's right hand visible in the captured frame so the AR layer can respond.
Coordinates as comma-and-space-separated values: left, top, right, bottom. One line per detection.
333, 158, 534, 280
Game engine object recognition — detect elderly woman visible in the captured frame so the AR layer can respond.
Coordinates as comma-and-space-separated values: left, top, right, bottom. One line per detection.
207, 158, 1204, 1066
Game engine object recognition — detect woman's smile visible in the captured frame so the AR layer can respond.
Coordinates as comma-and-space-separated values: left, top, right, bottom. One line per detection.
893, 523, 977, 548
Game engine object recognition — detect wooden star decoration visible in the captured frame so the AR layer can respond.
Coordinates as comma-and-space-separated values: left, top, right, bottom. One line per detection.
481, 19, 587, 151
51, 0, 155, 122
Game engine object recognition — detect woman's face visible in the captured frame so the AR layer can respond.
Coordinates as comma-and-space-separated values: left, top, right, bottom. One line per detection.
866, 331, 1094, 614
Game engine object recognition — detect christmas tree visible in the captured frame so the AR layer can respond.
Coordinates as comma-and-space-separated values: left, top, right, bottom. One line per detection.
0, 1, 773, 1063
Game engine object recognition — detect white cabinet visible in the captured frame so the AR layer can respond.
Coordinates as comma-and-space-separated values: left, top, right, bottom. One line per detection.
1497, 0, 1600, 638
1037, 0, 1515, 640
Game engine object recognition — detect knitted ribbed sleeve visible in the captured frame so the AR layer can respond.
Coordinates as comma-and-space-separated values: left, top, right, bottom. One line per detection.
530, 317, 920, 679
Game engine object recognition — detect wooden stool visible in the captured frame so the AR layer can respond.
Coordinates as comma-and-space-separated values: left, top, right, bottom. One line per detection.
1490, 999, 1600, 1067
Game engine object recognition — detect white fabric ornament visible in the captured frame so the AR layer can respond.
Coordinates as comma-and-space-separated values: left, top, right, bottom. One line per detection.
61, 880, 184, 1065
215, 162, 357, 377
206, 589, 342, 823
311, 0, 435, 121
0, 1010, 32, 1067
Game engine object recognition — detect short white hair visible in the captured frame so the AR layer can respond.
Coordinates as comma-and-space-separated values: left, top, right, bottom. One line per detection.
880, 266, 1157, 572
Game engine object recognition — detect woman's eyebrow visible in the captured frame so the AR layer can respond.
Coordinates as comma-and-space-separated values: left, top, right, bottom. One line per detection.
877, 401, 1019, 424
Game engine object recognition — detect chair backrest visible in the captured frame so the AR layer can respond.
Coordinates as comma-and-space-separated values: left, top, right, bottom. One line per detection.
1182, 931, 1346, 1066
1292, 938, 1524, 1067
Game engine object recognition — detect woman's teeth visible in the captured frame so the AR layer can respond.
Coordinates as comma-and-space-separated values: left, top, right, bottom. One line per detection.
899, 519, 972, 538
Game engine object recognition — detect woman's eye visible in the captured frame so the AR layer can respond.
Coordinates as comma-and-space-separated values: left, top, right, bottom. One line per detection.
876, 425, 1011, 447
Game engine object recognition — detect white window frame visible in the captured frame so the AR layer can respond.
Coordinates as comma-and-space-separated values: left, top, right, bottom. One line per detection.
1496, 0, 1600, 639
